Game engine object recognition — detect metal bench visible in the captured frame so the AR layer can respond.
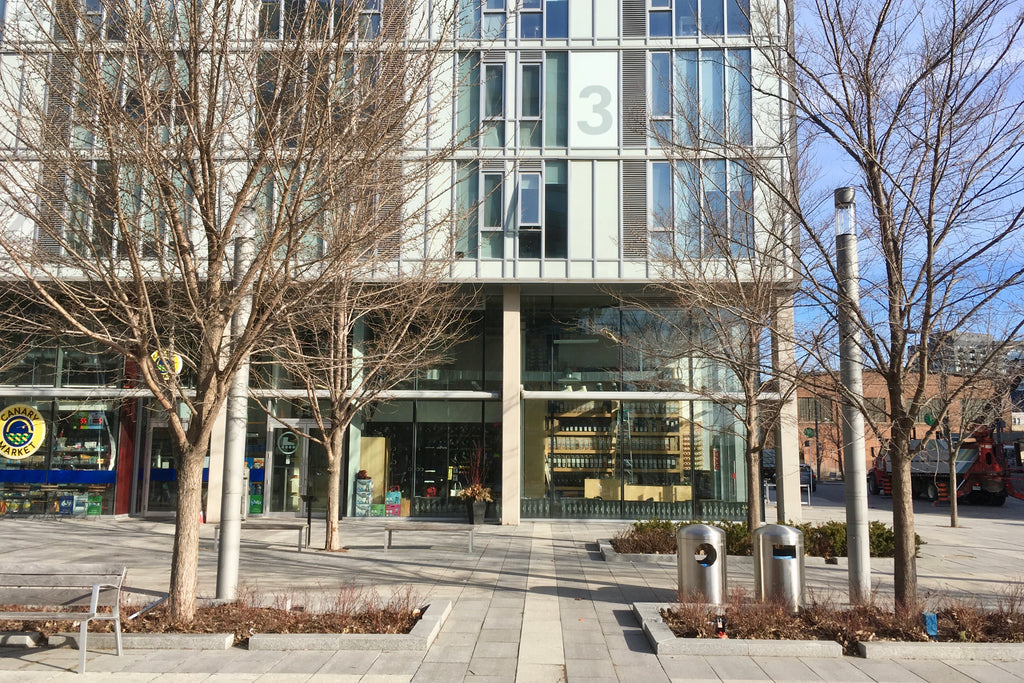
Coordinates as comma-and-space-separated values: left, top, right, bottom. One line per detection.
0, 563, 126, 674
213, 520, 309, 552
383, 522, 475, 552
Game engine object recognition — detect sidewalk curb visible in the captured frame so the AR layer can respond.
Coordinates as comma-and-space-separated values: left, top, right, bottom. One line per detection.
249, 599, 452, 651
859, 640, 1024, 661
50, 632, 234, 650
598, 540, 675, 564
632, 603, 843, 657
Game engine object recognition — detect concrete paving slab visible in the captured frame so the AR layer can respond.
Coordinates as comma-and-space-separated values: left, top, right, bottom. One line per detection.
464, 656, 517, 677
947, 660, 1024, 682
658, 654, 725, 680
898, 658, 986, 682
798, 656, 875, 681
846, 657, 930, 682
751, 656, 824, 681
703, 654, 772, 681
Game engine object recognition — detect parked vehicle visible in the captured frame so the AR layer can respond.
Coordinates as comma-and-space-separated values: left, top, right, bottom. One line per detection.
759, 450, 816, 492
801, 464, 817, 492
867, 425, 1024, 505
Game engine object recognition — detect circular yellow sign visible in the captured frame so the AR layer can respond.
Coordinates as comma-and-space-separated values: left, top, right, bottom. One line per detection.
151, 350, 183, 377
0, 404, 46, 460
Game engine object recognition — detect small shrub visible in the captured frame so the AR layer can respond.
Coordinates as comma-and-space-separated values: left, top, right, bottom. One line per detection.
710, 520, 752, 556
611, 519, 919, 559
867, 520, 923, 558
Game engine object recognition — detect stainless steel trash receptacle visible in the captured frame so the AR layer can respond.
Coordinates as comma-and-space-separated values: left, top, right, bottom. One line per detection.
753, 524, 804, 614
676, 524, 727, 607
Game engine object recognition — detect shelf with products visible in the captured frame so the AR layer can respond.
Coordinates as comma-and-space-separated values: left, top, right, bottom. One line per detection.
53, 408, 115, 471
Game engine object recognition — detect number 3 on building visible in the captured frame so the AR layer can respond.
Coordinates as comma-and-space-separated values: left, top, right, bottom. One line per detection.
577, 85, 612, 135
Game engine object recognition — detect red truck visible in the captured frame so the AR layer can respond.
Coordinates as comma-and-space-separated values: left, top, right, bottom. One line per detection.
867, 426, 1024, 506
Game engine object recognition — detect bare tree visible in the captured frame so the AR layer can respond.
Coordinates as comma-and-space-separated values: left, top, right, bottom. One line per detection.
757, 0, 1024, 607
256, 199, 472, 551
624, 222, 800, 532
0, 0, 460, 619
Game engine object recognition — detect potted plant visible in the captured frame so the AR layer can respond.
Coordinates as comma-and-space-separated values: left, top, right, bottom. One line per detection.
458, 443, 492, 524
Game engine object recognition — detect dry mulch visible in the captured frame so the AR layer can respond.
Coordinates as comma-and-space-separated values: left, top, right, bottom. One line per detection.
0, 587, 423, 647
663, 592, 1024, 656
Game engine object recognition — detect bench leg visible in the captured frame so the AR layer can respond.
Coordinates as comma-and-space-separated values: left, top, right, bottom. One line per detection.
78, 619, 88, 674
297, 527, 303, 553
114, 616, 123, 657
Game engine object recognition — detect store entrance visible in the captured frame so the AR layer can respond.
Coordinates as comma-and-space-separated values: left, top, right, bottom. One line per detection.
268, 424, 329, 516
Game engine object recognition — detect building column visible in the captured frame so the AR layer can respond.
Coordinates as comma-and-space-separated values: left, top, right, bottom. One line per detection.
204, 406, 228, 524
502, 285, 521, 525
772, 300, 802, 524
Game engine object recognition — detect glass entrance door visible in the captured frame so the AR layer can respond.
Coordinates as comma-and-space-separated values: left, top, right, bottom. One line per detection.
268, 424, 330, 515
270, 428, 302, 513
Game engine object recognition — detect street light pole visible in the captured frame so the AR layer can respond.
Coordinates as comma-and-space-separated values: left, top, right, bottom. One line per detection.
216, 206, 256, 600
835, 187, 870, 603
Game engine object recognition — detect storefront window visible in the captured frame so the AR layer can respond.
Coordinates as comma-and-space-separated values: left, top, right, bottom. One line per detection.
522, 398, 747, 520
357, 400, 499, 518
0, 398, 120, 516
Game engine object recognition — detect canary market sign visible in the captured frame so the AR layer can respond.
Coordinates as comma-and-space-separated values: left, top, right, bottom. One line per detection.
151, 350, 184, 379
0, 404, 46, 460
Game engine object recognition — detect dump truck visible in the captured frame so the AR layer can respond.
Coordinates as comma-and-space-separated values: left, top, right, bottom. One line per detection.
867, 425, 1024, 505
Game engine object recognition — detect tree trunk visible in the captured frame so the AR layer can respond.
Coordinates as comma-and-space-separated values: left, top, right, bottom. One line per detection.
745, 400, 762, 534
890, 451, 919, 609
168, 449, 204, 622
325, 427, 345, 551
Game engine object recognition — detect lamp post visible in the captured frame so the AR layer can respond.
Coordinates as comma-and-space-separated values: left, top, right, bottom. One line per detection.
835, 187, 870, 603
217, 205, 256, 600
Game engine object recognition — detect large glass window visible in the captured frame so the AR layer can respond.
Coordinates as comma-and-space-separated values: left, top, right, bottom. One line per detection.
358, 400, 500, 517
456, 162, 567, 260
649, 49, 750, 147
521, 398, 747, 520
459, 0, 506, 40
651, 159, 753, 258
458, 51, 567, 150
518, 0, 567, 39
649, 0, 748, 37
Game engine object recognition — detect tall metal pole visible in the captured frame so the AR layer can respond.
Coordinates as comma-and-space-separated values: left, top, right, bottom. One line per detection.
217, 207, 256, 600
835, 187, 870, 603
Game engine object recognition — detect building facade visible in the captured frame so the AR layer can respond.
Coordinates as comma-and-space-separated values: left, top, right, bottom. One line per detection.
0, 0, 800, 523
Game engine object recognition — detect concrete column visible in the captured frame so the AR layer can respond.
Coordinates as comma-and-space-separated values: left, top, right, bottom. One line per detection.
204, 408, 228, 524
772, 300, 802, 524
502, 285, 521, 525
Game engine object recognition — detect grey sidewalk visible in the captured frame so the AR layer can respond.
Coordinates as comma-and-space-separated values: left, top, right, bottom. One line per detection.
2, 494, 1024, 682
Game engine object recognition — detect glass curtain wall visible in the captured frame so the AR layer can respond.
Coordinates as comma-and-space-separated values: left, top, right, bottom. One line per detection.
521, 297, 749, 520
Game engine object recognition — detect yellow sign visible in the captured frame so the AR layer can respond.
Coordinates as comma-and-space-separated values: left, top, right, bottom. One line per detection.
0, 404, 46, 460
151, 350, 183, 378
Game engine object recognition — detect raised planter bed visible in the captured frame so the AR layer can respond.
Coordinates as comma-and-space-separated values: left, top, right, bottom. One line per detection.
632, 602, 843, 657
48, 600, 451, 652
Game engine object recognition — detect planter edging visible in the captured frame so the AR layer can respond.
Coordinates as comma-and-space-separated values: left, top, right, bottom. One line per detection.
248, 599, 452, 651
49, 600, 452, 652
632, 602, 843, 657
50, 632, 234, 650
859, 640, 1024, 661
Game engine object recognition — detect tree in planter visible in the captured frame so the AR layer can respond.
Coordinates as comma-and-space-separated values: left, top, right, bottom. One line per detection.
260, 269, 471, 550
616, 169, 801, 533
753, 0, 1024, 607
0, 0, 461, 619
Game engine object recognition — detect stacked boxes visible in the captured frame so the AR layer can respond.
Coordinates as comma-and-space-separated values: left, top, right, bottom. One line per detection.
354, 478, 373, 517
384, 490, 401, 516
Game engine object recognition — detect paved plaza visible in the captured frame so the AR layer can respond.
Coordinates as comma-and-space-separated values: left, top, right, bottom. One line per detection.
2, 485, 1024, 681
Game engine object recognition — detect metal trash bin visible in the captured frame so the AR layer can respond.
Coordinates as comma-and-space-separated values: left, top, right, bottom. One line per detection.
676, 524, 727, 607
753, 524, 805, 614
